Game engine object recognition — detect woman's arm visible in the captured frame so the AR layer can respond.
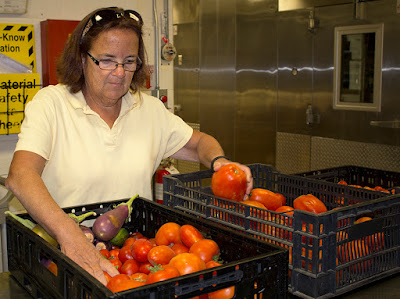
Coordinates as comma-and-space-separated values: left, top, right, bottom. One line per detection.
171, 130, 253, 196
5, 150, 119, 285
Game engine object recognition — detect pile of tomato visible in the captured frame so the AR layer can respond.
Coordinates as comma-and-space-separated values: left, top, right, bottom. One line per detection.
210, 164, 387, 277
98, 222, 234, 298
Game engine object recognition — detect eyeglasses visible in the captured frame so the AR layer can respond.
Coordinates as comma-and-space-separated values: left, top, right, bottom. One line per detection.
81, 7, 143, 42
87, 52, 142, 72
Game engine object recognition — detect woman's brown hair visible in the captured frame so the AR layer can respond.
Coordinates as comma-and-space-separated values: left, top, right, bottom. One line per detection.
56, 7, 147, 94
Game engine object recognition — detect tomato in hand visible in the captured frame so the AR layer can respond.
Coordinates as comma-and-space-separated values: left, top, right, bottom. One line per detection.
169, 253, 206, 275
147, 245, 176, 266
180, 225, 204, 248
189, 239, 220, 263
293, 194, 327, 214
120, 259, 140, 276
155, 222, 182, 246
131, 239, 154, 263
211, 164, 247, 201
145, 265, 180, 284
248, 188, 282, 211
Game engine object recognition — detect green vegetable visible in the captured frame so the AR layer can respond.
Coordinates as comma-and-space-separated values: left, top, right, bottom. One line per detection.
68, 211, 97, 224
5, 211, 58, 247
5, 211, 35, 230
110, 227, 129, 247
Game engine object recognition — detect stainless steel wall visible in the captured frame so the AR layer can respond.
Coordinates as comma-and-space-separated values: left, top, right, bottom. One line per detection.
173, 0, 400, 173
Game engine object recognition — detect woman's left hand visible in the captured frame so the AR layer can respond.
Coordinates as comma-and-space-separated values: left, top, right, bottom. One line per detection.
212, 159, 253, 200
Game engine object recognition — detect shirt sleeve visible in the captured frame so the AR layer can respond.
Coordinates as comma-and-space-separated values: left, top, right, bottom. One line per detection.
15, 87, 56, 160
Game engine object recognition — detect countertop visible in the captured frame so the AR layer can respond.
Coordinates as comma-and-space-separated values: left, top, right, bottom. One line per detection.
1, 271, 399, 298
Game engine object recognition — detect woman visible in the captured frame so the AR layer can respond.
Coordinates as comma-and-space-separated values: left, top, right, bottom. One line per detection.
5, 7, 253, 285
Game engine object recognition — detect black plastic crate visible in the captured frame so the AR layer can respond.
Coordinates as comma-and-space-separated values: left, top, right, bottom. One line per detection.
163, 164, 400, 299
6, 196, 288, 299
295, 165, 400, 190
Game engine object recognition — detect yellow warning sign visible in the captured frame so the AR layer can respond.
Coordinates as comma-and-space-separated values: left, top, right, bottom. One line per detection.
0, 73, 40, 135
0, 23, 36, 72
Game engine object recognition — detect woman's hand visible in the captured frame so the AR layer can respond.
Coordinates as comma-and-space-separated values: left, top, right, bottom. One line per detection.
212, 159, 253, 200
58, 222, 119, 285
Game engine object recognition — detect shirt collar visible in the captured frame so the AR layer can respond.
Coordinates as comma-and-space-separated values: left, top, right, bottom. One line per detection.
68, 88, 139, 115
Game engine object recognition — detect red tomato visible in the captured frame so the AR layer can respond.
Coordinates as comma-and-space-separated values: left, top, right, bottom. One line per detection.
109, 258, 122, 272
129, 232, 145, 239
148, 238, 157, 246
275, 205, 295, 226
211, 164, 247, 201
139, 261, 153, 274
354, 217, 384, 251
145, 265, 180, 284
155, 222, 182, 246
147, 245, 176, 266
248, 188, 282, 211
100, 249, 111, 259
123, 237, 136, 248
355, 216, 372, 224
47, 262, 58, 276
171, 243, 189, 255
208, 286, 235, 299
293, 194, 327, 214
240, 200, 266, 210
131, 239, 154, 263
109, 279, 146, 293
189, 239, 220, 263
180, 225, 204, 248
120, 259, 140, 276
206, 260, 222, 269
169, 253, 206, 275
130, 272, 148, 281
338, 180, 348, 185
275, 193, 286, 206
119, 246, 134, 264
103, 271, 112, 283
106, 274, 130, 292
109, 249, 120, 260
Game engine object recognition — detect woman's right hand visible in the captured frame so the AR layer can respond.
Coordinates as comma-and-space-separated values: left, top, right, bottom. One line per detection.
58, 220, 120, 285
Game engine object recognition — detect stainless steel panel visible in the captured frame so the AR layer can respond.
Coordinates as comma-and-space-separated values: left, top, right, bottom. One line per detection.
311, 1, 400, 145
173, 21, 200, 123
198, 0, 236, 159
279, 0, 352, 12
173, 0, 400, 174
173, 0, 199, 24
236, 0, 278, 164
277, 9, 314, 135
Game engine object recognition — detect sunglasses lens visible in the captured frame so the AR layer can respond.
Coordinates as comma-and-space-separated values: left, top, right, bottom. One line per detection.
81, 8, 143, 43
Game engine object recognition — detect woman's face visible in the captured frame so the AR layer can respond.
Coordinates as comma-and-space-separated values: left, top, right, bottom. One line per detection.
83, 28, 139, 108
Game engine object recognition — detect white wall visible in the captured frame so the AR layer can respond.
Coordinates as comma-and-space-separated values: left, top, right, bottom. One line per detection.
0, 0, 174, 177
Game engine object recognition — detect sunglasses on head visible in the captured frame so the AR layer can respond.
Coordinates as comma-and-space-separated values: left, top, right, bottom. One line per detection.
81, 7, 143, 43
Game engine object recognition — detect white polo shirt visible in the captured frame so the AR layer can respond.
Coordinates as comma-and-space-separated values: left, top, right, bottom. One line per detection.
15, 84, 193, 208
